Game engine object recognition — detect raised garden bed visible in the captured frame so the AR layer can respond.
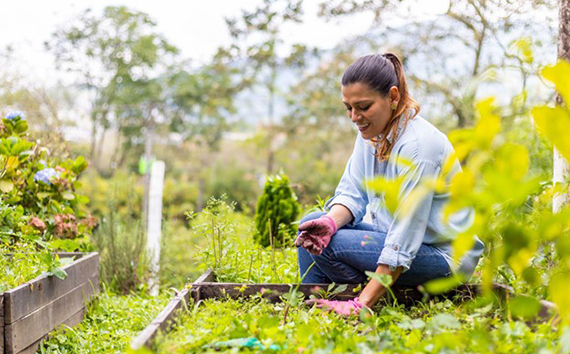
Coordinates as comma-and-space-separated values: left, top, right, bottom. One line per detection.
131, 269, 557, 351
0, 252, 99, 354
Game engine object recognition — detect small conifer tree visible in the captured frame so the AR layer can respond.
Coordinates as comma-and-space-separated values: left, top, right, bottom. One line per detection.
254, 173, 300, 247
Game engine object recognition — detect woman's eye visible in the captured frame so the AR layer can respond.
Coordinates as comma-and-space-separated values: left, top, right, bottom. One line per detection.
361, 105, 371, 111
345, 106, 352, 112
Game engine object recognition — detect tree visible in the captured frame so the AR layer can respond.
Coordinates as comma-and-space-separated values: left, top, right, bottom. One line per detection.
553, 0, 570, 212
254, 173, 300, 247
46, 6, 178, 170
225, 0, 311, 174
319, 0, 557, 128
168, 51, 246, 210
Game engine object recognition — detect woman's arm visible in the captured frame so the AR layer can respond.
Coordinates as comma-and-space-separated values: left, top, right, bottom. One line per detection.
326, 204, 403, 308
358, 264, 403, 307
326, 204, 354, 230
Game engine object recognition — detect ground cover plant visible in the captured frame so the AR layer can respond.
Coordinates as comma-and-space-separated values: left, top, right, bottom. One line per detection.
154, 296, 565, 354
37, 290, 170, 354
192, 196, 299, 284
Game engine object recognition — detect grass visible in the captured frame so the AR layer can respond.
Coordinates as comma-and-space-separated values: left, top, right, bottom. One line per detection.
37, 289, 170, 354
154, 296, 563, 354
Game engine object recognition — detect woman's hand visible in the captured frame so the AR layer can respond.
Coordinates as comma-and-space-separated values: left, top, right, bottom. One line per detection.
305, 297, 370, 316
294, 215, 337, 255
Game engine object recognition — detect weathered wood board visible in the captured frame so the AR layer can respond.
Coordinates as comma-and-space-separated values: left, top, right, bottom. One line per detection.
131, 269, 558, 351
130, 269, 215, 351
0, 252, 99, 354
4, 252, 99, 324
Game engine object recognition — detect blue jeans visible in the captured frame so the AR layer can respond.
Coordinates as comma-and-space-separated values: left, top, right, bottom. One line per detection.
297, 211, 451, 286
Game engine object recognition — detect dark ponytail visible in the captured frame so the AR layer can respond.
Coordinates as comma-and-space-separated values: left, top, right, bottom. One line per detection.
342, 53, 420, 161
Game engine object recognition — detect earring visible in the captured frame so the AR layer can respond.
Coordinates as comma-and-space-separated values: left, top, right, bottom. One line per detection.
391, 102, 397, 110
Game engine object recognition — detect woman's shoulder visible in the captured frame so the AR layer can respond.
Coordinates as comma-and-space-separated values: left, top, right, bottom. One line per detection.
393, 115, 453, 166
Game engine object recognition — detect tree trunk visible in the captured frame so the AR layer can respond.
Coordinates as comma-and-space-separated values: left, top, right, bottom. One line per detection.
89, 113, 98, 167
554, 0, 570, 213
95, 126, 108, 171
266, 65, 277, 175
142, 108, 155, 231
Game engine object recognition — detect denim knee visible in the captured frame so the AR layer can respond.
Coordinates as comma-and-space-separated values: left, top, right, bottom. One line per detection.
299, 211, 326, 226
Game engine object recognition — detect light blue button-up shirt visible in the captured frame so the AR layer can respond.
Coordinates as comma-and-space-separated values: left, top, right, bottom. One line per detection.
326, 110, 484, 278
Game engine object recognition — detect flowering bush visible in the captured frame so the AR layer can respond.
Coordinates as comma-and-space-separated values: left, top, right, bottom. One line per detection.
0, 110, 94, 252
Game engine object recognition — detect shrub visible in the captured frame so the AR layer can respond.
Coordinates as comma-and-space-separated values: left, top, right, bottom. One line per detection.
0, 110, 94, 251
253, 173, 300, 247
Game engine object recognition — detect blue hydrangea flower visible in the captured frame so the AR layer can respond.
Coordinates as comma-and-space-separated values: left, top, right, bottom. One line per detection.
5, 111, 25, 121
34, 168, 60, 185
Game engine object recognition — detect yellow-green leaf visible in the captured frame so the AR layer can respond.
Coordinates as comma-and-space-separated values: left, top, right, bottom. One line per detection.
0, 180, 14, 193
452, 232, 477, 263
532, 105, 570, 162
37, 192, 50, 199
509, 295, 541, 320
474, 97, 502, 149
62, 192, 75, 201
542, 60, 570, 107
424, 273, 463, 294
5, 156, 19, 172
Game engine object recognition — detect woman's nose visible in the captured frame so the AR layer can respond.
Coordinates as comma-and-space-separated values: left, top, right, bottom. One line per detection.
350, 110, 359, 122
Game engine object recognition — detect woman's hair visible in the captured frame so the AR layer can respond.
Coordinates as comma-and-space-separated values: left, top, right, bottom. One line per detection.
342, 53, 420, 161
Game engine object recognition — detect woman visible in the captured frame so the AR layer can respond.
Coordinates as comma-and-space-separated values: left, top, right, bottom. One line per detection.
295, 53, 484, 316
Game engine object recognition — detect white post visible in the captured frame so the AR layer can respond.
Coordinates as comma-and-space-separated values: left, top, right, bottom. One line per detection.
147, 160, 165, 296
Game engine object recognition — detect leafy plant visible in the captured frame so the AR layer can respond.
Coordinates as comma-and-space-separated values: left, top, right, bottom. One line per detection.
254, 173, 300, 247
191, 196, 298, 283
38, 289, 170, 354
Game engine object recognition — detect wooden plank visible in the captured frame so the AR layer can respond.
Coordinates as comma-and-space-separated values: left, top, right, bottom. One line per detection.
193, 282, 427, 304
1, 293, 4, 354
130, 288, 189, 350
4, 276, 98, 354
4, 252, 99, 324
193, 269, 215, 284
14, 307, 86, 354
57, 252, 87, 259
130, 270, 214, 350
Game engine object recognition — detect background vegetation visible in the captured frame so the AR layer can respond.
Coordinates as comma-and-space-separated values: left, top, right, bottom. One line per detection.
0, 0, 568, 353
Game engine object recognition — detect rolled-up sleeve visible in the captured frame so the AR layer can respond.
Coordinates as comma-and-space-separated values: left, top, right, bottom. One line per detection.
325, 136, 368, 226
377, 158, 440, 272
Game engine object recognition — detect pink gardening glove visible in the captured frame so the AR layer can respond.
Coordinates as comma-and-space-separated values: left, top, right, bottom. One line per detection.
305, 297, 366, 316
294, 215, 337, 255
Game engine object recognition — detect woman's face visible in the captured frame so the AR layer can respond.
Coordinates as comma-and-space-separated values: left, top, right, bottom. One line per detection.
341, 82, 399, 140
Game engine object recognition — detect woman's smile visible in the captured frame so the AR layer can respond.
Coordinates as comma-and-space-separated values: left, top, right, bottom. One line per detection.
342, 82, 394, 139
356, 121, 371, 131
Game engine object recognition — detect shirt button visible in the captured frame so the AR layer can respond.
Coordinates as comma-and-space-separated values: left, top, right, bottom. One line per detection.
393, 245, 399, 251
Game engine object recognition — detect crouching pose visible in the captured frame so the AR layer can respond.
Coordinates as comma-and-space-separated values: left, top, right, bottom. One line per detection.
296, 53, 484, 316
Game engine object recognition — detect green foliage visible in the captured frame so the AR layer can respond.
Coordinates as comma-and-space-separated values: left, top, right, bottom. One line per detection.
159, 219, 204, 289
0, 111, 93, 249
366, 61, 570, 324
90, 209, 149, 294
254, 173, 300, 247
532, 60, 570, 162
0, 111, 93, 289
0, 245, 73, 292
38, 289, 170, 354
192, 197, 298, 283
155, 296, 564, 353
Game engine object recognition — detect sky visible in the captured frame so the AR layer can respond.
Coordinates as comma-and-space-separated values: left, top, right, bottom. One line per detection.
0, 0, 451, 84
0, 0, 371, 83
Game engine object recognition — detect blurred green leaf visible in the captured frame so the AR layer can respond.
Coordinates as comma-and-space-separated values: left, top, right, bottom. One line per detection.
509, 295, 540, 319
424, 274, 463, 295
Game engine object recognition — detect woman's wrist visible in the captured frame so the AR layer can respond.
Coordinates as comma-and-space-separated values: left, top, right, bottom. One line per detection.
320, 215, 338, 234
358, 264, 403, 308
